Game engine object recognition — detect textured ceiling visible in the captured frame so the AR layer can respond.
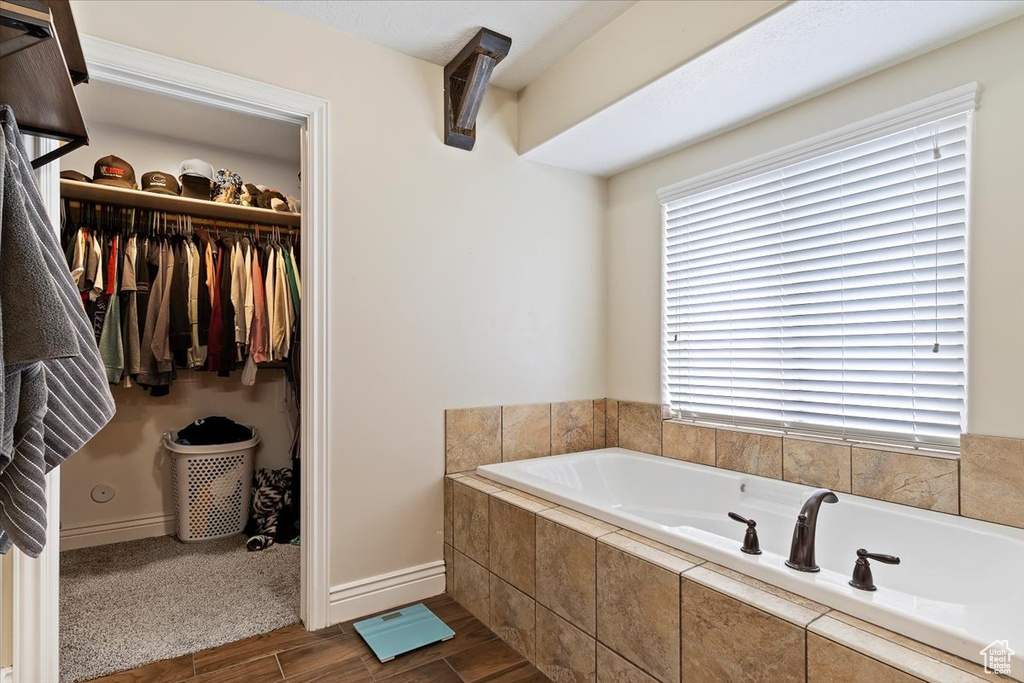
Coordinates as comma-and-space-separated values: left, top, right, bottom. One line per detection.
260, 0, 635, 91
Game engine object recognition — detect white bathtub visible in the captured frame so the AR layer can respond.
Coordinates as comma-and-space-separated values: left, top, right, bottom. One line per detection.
477, 448, 1024, 678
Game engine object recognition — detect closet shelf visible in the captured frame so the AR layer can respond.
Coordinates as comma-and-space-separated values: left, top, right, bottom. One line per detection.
61, 179, 302, 229
1, 0, 89, 168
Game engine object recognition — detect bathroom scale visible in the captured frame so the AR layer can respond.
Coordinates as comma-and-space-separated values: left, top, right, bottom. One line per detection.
353, 603, 455, 662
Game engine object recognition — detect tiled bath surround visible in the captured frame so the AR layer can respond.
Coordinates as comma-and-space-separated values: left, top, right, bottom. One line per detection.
444, 472, 1003, 682
446, 400, 1024, 529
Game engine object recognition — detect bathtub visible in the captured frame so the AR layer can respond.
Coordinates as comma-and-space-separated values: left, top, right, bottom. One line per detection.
477, 448, 1024, 678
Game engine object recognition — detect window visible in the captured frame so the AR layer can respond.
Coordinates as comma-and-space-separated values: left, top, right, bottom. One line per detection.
660, 94, 973, 449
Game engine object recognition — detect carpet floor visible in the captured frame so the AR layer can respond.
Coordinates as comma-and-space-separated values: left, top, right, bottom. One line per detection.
60, 534, 300, 683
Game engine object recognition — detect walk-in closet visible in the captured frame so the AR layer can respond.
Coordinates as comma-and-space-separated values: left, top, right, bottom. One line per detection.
55, 80, 303, 683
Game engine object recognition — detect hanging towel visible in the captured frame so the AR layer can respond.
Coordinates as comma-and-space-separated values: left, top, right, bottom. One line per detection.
0, 106, 115, 556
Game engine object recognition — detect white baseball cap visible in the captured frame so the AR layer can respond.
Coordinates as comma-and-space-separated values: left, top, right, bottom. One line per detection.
179, 158, 214, 181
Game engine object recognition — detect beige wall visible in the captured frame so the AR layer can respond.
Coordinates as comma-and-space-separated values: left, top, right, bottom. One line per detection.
60, 372, 296, 539
606, 18, 1024, 440
69, 1, 607, 585
517, 0, 784, 154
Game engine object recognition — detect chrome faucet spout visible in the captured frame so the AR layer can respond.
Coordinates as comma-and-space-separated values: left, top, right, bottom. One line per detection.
785, 488, 838, 573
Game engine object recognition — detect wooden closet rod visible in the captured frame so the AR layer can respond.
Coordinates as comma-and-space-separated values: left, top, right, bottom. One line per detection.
64, 199, 301, 236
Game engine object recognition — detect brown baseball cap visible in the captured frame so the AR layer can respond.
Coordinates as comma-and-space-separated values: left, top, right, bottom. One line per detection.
93, 155, 136, 189
141, 171, 181, 196
180, 175, 213, 201
60, 170, 92, 183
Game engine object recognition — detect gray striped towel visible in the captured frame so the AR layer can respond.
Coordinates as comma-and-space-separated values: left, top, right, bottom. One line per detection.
0, 106, 116, 556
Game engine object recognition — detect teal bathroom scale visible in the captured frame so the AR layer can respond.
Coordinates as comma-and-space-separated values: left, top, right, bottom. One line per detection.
353, 603, 455, 662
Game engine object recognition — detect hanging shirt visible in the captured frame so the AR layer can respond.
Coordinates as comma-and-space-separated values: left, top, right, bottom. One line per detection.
120, 236, 141, 380
230, 240, 247, 348
186, 240, 205, 368
242, 238, 254, 349
97, 235, 124, 384
265, 247, 278, 360
250, 247, 270, 364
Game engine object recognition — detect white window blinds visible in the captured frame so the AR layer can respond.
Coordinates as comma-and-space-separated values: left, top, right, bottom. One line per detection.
662, 111, 970, 448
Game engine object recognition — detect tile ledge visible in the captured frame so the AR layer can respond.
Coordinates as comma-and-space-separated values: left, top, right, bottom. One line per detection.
682, 564, 825, 628
809, 615, 993, 683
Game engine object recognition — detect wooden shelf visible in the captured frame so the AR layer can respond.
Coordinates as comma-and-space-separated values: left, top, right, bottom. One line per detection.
1, 0, 89, 167
61, 179, 302, 229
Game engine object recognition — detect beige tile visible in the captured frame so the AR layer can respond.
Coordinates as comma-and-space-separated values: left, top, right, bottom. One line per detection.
492, 488, 555, 514
606, 399, 619, 447
808, 632, 923, 683
716, 429, 782, 478
535, 605, 596, 683
446, 406, 502, 473
444, 477, 454, 546
683, 565, 824, 627
538, 507, 618, 538
662, 422, 715, 466
444, 543, 454, 596
453, 550, 489, 626
594, 399, 607, 448
618, 401, 662, 455
600, 532, 698, 574
536, 516, 597, 636
823, 612, 997, 681
852, 448, 958, 513
489, 497, 536, 596
453, 480, 490, 566
809, 616, 993, 682
502, 403, 551, 462
490, 573, 536, 661
682, 577, 805, 683
459, 473, 504, 494
597, 541, 680, 683
596, 644, 659, 683
553, 400, 595, 455
961, 433, 1024, 528
783, 438, 852, 493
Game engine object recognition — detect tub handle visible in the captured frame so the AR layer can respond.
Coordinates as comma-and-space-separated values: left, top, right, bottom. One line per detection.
849, 548, 901, 591
727, 512, 762, 555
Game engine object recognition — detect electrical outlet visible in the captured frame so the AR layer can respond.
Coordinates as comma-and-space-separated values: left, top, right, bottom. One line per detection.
91, 483, 115, 503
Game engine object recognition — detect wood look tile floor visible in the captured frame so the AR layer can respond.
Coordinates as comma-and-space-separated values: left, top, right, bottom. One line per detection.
86, 594, 551, 683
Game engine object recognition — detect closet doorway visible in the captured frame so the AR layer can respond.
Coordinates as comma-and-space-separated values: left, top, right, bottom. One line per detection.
16, 37, 331, 683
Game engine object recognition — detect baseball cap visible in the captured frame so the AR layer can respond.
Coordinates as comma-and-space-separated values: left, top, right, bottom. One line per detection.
141, 171, 181, 196
179, 158, 214, 181
60, 170, 91, 183
93, 155, 136, 189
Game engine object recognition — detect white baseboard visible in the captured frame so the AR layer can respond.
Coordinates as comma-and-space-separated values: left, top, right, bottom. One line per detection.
328, 560, 446, 624
1, 665, 11, 683
60, 513, 176, 550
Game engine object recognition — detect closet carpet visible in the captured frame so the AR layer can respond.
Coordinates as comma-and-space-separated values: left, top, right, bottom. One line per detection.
60, 534, 300, 683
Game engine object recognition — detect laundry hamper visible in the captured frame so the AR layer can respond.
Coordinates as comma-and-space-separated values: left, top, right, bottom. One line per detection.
163, 428, 260, 542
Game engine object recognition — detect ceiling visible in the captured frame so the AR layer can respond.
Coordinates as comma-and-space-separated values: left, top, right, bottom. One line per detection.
260, 0, 635, 91
75, 80, 300, 163
524, 0, 1024, 177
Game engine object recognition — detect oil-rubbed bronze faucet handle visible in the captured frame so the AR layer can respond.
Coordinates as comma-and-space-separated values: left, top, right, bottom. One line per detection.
727, 512, 762, 555
849, 548, 901, 591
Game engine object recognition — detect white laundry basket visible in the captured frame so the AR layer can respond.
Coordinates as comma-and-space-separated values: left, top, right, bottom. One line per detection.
163, 427, 260, 542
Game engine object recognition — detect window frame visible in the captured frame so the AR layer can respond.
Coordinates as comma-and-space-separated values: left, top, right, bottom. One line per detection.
658, 84, 977, 452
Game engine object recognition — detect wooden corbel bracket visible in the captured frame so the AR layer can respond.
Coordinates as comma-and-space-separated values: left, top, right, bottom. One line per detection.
444, 27, 511, 150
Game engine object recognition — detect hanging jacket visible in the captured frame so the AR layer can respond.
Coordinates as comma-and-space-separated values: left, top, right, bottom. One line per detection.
120, 236, 141, 379
97, 235, 124, 384
217, 237, 236, 375
207, 246, 225, 372
242, 238, 254, 350
250, 246, 270, 364
195, 232, 211, 347
169, 242, 191, 365
265, 246, 277, 360
230, 240, 247, 349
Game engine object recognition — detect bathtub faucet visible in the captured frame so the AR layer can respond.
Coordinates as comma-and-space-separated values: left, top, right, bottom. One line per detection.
785, 488, 838, 573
